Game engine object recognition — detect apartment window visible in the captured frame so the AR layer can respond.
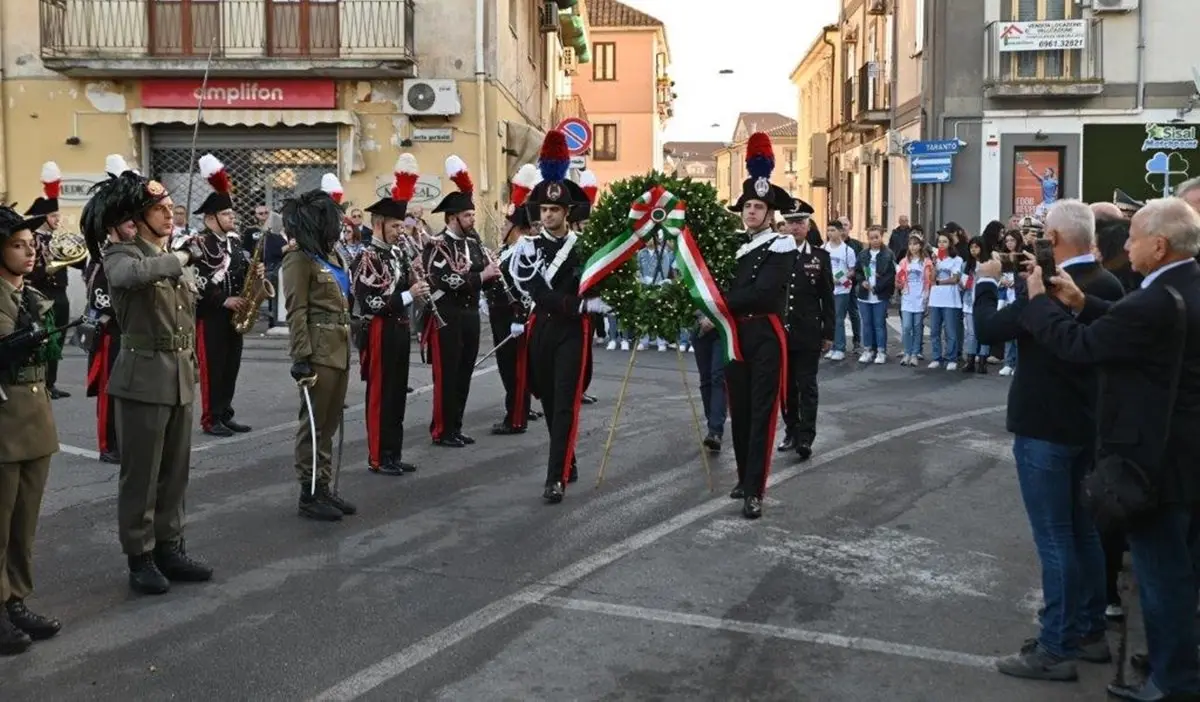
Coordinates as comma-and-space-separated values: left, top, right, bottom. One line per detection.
509, 0, 519, 34
1008, 0, 1074, 80
785, 149, 796, 174
594, 124, 618, 161
655, 52, 667, 79
594, 42, 617, 81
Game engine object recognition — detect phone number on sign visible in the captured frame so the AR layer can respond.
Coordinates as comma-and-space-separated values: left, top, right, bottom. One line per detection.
1035, 38, 1084, 50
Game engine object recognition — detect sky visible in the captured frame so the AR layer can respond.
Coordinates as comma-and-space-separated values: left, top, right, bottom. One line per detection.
620, 0, 840, 143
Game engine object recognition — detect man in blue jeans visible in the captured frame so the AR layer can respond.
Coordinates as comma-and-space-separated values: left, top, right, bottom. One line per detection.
691, 316, 727, 452
974, 199, 1125, 682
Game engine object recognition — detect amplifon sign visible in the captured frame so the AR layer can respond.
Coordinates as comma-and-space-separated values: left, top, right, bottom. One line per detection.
140, 79, 336, 109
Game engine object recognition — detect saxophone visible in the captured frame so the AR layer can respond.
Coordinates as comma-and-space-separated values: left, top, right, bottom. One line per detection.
232, 236, 276, 334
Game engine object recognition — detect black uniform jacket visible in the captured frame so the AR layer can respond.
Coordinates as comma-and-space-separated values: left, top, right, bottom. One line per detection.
724, 230, 798, 318
192, 229, 250, 319
422, 230, 488, 312
487, 241, 531, 324
786, 241, 835, 352
352, 240, 412, 323
515, 232, 587, 319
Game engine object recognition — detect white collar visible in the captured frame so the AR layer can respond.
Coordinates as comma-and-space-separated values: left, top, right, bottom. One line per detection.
1061, 253, 1096, 268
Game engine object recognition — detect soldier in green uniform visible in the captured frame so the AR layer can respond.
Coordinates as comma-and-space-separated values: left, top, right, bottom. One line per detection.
0, 205, 63, 655
281, 178, 357, 521
94, 156, 213, 595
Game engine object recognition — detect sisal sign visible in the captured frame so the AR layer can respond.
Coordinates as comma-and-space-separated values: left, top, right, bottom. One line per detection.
140, 79, 336, 109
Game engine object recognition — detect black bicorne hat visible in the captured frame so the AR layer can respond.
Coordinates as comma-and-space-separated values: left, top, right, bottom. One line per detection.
367, 153, 420, 222
432, 155, 475, 215
365, 197, 409, 221
506, 204, 532, 229
729, 132, 794, 214
193, 154, 235, 216
524, 131, 589, 219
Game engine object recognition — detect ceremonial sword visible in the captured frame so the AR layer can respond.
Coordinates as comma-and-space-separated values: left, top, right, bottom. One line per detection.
474, 331, 519, 369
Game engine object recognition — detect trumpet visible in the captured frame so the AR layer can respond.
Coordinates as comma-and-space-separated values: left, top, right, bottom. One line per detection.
407, 249, 447, 330
485, 245, 517, 305
45, 231, 90, 273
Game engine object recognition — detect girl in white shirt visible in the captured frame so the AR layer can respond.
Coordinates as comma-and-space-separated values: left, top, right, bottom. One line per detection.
896, 234, 932, 366
823, 226, 857, 361
927, 232, 963, 370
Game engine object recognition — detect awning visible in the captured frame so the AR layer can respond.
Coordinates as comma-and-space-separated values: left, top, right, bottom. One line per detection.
130, 108, 365, 180
128, 108, 357, 128
505, 121, 546, 182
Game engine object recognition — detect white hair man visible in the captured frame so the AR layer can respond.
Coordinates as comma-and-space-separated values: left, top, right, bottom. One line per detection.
1090, 201, 1125, 222
1022, 197, 1200, 700
973, 199, 1127, 682
1176, 176, 1200, 214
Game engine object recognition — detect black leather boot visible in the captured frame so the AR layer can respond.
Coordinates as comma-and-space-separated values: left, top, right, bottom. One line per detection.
299, 486, 342, 521
742, 496, 763, 519
543, 482, 564, 504
99, 450, 120, 464
6, 599, 61, 641
317, 483, 357, 516
154, 541, 213, 582
796, 441, 813, 461
371, 454, 407, 476
776, 432, 796, 452
127, 552, 170, 595
0, 609, 31, 655
729, 484, 746, 500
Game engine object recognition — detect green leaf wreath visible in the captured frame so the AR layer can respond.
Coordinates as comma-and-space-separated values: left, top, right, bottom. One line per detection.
575, 171, 741, 339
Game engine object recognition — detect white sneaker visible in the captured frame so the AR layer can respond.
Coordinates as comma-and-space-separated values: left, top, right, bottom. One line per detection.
606, 340, 617, 351
823, 350, 834, 360
927, 361, 941, 369
637, 342, 648, 351
620, 340, 630, 351
687, 345, 695, 353
999, 365, 1014, 376
899, 355, 909, 366
1106, 604, 1124, 619
945, 362, 957, 371
830, 350, 846, 361
873, 351, 886, 364
679, 344, 689, 353
858, 351, 874, 364
657, 342, 668, 352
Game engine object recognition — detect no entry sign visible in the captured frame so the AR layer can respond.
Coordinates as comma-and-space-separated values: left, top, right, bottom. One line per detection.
556, 118, 593, 156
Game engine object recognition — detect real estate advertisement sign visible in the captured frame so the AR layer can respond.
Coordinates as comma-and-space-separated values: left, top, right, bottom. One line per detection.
1082, 123, 1200, 204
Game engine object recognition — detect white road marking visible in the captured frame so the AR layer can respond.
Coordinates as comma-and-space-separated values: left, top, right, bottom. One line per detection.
56, 365, 501, 461
534, 596, 998, 670
311, 404, 1005, 701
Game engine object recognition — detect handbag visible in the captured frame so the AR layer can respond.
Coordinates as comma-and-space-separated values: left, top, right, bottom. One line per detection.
1082, 285, 1187, 531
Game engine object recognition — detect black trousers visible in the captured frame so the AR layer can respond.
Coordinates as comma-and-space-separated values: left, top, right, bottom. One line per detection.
426, 308, 480, 440
86, 321, 120, 455
46, 291, 69, 388
781, 347, 820, 444
197, 312, 244, 430
362, 315, 411, 467
725, 316, 786, 499
529, 314, 590, 486
490, 305, 531, 430
1101, 527, 1126, 606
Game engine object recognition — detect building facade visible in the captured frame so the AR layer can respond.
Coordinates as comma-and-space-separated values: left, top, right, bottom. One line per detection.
1, 0, 586, 242
569, 0, 672, 190
790, 26, 838, 229
663, 141, 722, 188
714, 113, 798, 205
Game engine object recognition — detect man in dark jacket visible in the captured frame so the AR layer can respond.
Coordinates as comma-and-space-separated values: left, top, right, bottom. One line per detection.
1021, 196, 1200, 702
887, 215, 912, 261
975, 199, 1125, 683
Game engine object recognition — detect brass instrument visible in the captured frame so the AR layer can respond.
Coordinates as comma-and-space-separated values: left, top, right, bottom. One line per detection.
45, 231, 90, 273
231, 235, 276, 334
485, 245, 518, 305
407, 247, 447, 329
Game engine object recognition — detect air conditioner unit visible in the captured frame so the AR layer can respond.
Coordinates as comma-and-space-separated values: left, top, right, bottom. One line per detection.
867, 0, 888, 15
1092, 0, 1138, 12
540, 2, 559, 33
562, 47, 578, 75
401, 79, 462, 117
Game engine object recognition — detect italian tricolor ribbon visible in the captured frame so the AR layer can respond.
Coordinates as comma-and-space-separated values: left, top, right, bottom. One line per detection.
579, 185, 743, 362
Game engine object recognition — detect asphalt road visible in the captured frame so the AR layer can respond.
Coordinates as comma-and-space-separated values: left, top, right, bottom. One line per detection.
0, 332, 1128, 701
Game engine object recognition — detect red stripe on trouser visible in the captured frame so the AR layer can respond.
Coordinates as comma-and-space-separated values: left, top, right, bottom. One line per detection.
511, 333, 529, 429
366, 317, 384, 467
427, 316, 445, 440
562, 316, 592, 483
196, 319, 212, 429
91, 333, 112, 454
761, 314, 789, 495
525, 315, 539, 400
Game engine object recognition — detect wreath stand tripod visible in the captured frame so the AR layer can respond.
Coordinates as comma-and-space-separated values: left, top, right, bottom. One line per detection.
594, 346, 714, 493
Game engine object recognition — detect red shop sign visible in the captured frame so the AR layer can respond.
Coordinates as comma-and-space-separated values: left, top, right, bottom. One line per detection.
140, 79, 337, 109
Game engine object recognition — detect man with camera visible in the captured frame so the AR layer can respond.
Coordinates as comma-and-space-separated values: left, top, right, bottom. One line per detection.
974, 199, 1125, 683
1020, 196, 1200, 702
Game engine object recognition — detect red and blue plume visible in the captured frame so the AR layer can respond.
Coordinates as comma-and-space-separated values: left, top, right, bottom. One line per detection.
198, 153, 231, 194
40, 162, 62, 200
392, 153, 419, 202
745, 132, 775, 180
445, 155, 474, 194
538, 130, 570, 182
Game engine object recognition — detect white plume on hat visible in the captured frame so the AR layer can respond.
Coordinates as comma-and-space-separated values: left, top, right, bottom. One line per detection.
512, 163, 542, 190
40, 161, 62, 185
198, 154, 223, 180
320, 173, 344, 204
105, 154, 130, 177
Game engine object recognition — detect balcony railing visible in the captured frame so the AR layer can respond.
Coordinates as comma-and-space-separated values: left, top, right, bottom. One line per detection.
40, 0, 416, 75
983, 19, 1103, 98
856, 62, 890, 120
552, 95, 589, 126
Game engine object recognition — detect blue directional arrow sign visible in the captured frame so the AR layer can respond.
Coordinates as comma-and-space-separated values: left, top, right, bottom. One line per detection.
903, 139, 963, 157
905, 141, 961, 185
